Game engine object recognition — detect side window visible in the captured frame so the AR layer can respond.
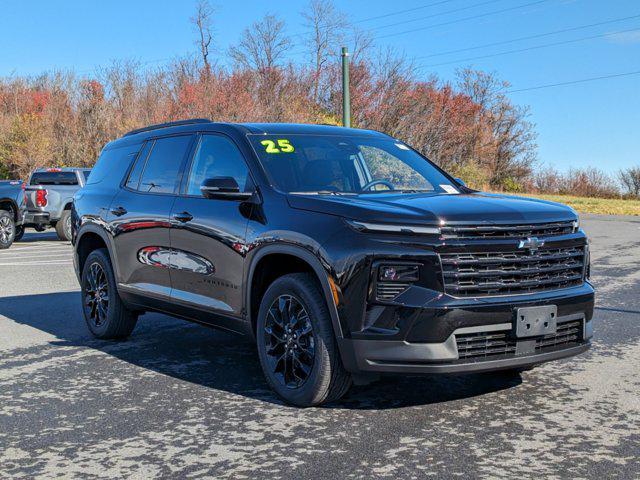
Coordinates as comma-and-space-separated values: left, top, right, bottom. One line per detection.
125, 141, 152, 190
139, 135, 193, 194
86, 143, 141, 186
185, 135, 250, 196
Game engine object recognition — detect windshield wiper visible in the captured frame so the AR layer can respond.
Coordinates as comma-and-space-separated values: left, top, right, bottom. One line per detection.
362, 189, 433, 194
290, 190, 354, 196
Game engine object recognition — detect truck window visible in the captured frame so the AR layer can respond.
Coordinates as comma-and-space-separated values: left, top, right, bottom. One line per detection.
30, 172, 78, 186
138, 135, 193, 194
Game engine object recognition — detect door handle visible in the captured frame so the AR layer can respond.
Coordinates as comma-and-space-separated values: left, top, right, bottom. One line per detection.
173, 211, 193, 223
110, 206, 127, 216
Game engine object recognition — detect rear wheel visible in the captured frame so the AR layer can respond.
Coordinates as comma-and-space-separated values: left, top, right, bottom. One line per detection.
56, 210, 72, 241
0, 211, 16, 249
256, 273, 352, 407
81, 248, 137, 339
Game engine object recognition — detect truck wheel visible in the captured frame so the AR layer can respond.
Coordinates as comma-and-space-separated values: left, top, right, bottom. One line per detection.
0, 211, 15, 249
256, 273, 352, 407
81, 248, 138, 339
14, 225, 25, 242
56, 210, 72, 241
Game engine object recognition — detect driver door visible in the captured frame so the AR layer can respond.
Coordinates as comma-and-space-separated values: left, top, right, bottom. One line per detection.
169, 133, 253, 329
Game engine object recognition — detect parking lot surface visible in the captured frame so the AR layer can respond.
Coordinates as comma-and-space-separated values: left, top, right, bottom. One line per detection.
1, 215, 639, 479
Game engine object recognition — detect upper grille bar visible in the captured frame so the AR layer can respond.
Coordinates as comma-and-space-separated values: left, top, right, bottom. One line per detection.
441, 221, 576, 240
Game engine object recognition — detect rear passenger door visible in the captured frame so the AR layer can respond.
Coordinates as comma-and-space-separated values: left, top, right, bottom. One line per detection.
109, 134, 195, 305
169, 133, 253, 326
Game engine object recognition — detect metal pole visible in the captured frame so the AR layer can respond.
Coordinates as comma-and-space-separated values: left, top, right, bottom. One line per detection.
341, 47, 351, 128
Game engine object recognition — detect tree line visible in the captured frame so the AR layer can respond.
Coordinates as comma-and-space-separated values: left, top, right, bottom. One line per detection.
0, 0, 636, 198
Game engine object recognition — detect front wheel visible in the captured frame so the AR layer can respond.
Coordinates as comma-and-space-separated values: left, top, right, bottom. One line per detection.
0, 210, 16, 249
81, 248, 137, 339
56, 210, 72, 241
256, 273, 352, 407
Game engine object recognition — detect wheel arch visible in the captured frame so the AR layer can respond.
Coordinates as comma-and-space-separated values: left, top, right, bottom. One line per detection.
75, 225, 119, 280
246, 244, 344, 342
0, 198, 19, 222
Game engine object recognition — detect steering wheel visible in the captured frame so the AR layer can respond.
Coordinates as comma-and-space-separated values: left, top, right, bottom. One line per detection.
361, 179, 394, 192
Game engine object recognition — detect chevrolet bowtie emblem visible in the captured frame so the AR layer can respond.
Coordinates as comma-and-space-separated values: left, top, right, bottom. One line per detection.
519, 236, 544, 253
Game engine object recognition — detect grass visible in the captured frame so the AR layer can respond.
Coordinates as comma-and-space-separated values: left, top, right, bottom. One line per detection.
515, 193, 640, 216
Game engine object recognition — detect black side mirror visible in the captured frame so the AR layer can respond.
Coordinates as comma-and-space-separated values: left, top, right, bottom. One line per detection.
454, 177, 466, 187
200, 177, 253, 201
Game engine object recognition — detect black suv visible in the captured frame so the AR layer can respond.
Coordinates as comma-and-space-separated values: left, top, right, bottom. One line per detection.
72, 119, 594, 406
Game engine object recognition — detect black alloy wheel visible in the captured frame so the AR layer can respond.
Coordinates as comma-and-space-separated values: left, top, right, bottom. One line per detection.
83, 261, 109, 328
263, 294, 315, 389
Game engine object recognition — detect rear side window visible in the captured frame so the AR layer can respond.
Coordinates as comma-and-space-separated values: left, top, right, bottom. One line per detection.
82, 170, 91, 182
87, 143, 142, 186
138, 135, 193, 194
30, 172, 78, 185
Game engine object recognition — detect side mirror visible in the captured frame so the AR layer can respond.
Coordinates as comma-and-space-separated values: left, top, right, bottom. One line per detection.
200, 177, 253, 201
454, 177, 466, 187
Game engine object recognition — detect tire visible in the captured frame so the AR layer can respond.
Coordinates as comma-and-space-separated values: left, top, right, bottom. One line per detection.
256, 273, 352, 407
13, 225, 25, 242
56, 210, 72, 241
81, 248, 138, 339
0, 210, 16, 249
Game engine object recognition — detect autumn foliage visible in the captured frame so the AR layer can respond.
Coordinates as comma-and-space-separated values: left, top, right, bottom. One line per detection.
0, 0, 565, 194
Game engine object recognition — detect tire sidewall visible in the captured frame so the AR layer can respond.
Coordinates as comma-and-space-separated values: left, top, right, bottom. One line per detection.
0, 211, 15, 249
57, 210, 72, 241
256, 275, 335, 407
81, 249, 118, 337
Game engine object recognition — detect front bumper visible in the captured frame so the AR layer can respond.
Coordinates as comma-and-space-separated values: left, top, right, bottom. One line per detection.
338, 283, 594, 374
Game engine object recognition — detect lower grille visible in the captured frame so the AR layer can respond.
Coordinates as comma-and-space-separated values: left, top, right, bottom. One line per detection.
456, 331, 516, 359
455, 319, 584, 361
536, 319, 582, 350
441, 247, 586, 297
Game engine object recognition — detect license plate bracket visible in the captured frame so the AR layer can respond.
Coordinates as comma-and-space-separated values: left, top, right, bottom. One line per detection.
515, 305, 557, 338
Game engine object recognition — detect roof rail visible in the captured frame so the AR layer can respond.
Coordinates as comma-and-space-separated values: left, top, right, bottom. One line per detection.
123, 118, 212, 137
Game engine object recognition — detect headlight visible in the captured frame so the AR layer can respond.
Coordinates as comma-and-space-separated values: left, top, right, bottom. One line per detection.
373, 262, 421, 302
378, 264, 419, 282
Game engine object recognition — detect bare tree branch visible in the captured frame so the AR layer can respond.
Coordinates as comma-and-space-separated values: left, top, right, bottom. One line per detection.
191, 0, 215, 74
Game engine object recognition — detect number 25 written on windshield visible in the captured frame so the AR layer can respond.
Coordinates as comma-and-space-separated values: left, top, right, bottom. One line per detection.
261, 139, 295, 153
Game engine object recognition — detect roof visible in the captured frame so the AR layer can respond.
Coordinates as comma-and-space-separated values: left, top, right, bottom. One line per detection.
238, 122, 388, 138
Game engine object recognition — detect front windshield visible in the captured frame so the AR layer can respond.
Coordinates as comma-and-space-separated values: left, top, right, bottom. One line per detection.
248, 134, 460, 195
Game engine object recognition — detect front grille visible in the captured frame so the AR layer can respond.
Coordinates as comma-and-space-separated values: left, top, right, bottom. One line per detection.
536, 319, 583, 350
456, 331, 516, 359
376, 282, 410, 301
440, 247, 586, 297
441, 221, 575, 239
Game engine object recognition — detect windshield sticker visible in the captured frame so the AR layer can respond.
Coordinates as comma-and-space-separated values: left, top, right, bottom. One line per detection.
395, 143, 410, 150
261, 139, 295, 154
440, 184, 459, 194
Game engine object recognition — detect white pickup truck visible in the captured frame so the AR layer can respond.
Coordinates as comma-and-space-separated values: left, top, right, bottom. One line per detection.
24, 167, 91, 241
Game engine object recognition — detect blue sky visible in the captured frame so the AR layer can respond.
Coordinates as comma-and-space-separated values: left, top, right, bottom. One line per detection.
1, 0, 638, 173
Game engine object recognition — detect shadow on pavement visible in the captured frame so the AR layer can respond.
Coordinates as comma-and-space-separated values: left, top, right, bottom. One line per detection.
0, 291, 520, 409
16, 231, 61, 243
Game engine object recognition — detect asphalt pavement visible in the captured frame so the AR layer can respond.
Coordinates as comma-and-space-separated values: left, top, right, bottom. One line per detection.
0, 215, 639, 479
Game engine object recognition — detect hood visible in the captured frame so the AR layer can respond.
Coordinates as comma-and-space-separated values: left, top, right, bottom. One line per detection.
286, 192, 577, 225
